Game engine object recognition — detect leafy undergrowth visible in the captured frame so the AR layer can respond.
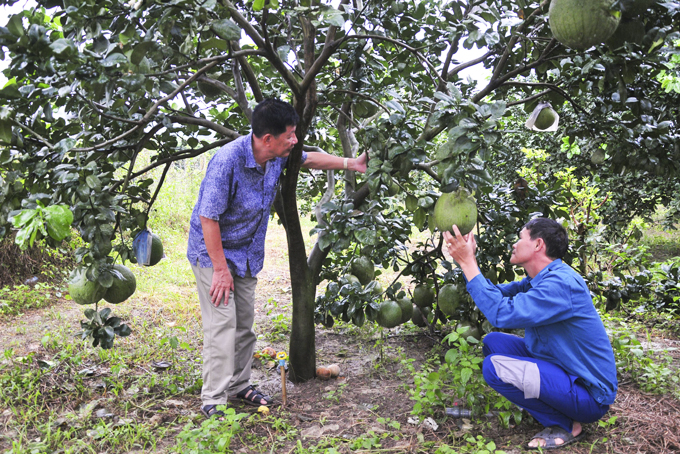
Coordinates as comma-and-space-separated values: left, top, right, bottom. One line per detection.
0, 283, 679, 453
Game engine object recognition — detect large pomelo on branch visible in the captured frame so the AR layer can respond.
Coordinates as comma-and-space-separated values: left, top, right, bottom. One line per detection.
377, 300, 402, 329
68, 267, 106, 305
104, 264, 137, 304
433, 188, 477, 236
548, 0, 621, 50
350, 256, 375, 285
413, 284, 435, 308
396, 297, 414, 324
437, 284, 462, 317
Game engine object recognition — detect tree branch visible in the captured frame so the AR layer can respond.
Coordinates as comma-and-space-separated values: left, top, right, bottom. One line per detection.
221, 0, 301, 97
71, 61, 220, 152
230, 41, 264, 102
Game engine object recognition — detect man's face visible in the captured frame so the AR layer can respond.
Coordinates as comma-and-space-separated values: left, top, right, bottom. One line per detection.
267, 125, 298, 157
510, 228, 539, 267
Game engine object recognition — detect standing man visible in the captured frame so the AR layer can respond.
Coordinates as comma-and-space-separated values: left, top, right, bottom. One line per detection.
187, 99, 367, 418
444, 218, 617, 450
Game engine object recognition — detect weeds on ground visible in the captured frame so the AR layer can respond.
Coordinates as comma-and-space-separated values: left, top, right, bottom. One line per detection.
407, 326, 521, 427
609, 323, 679, 395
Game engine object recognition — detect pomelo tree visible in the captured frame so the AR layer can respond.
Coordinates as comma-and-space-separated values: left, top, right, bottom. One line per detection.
0, 0, 678, 380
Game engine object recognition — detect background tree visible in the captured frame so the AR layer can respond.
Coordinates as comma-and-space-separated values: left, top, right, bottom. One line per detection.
0, 0, 678, 380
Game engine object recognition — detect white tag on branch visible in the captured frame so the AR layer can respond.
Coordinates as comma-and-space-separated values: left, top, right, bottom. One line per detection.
525, 101, 560, 132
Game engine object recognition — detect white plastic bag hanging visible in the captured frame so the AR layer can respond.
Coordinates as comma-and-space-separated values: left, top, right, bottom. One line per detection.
525, 101, 559, 132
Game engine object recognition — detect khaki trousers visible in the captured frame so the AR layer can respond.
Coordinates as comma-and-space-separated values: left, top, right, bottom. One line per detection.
191, 264, 258, 405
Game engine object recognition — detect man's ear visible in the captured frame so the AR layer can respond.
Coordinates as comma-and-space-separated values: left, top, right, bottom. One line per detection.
535, 237, 545, 252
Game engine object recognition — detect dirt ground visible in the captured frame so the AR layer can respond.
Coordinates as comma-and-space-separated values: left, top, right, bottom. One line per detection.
1, 223, 679, 453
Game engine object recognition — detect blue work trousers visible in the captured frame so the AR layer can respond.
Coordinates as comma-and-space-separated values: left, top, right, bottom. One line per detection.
481, 332, 610, 432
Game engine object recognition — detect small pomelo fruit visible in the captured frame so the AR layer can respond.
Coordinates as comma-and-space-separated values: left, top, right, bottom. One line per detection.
316, 367, 331, 380
591, 149, 606, 165
533, 107, 558, 130
438, 284, 462, 317
328, 364, 340, 378
548, 0, 621, 50
344, 274, 361, 286
377, 300, 402, 329
68, 267, 106, 305
103, 264, 137, 304
433, 188, 477, 236
352, 100, 379, 119
148, 233, 164, 266
396, 297, 414, 324
413, 284, 435, 308
350, 256, 375, 286
411, 306, 431, 327
456, 320, 482, 341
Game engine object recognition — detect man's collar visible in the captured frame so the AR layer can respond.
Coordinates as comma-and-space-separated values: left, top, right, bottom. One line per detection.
245, 132, 259, 169
527, 258, 563, 286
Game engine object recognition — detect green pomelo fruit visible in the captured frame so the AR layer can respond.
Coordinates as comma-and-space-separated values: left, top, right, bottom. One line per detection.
481, 319, 494, 333
387, 179, 400, 196
591, 149, 606, 165
411, 306, 431, 327
68, 268, 106, 305
352, 100, 379, 119
456, 320, 482, 341
322, 313, 334, 328
396, 297, 414, 324
351, 256, 375, 285
104, 264, 137, 304
433, 188, 477, 236
148, 233, 164, 266
533, 107, 558, 130
438, 284, 462, 317
413, 284, 435, 308
371, 281, 384, 296
377, 300, 402, 329
548, 0, 621, 50
605, 19, 645, 49
344, 274, 361, 286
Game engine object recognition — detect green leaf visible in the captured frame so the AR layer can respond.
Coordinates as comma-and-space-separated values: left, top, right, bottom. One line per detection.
0, 119, 12, 143
354, 228, 377, 245
7, 15, 24, 37
0, 79, 22, 99
101, 53, 128, 67
50, 38, 76, 55
43, 204, 74, 241
130, 41, 156, 65
10, 209, 38, 229
210, 19, 241, 41
116, 324, 132, 337
413, 208, 426, 230
460, 367, 473, 384
54, 138, 76, 153
85, 175, 101, 190
253, 0, 265, 11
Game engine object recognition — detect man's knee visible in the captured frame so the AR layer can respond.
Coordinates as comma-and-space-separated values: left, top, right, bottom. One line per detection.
482, 331, 504, 357
482, 354, 541, 400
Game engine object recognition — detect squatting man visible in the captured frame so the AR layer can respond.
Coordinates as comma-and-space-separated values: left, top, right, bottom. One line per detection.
187, 98, 367, 418
444, 218, 617, 450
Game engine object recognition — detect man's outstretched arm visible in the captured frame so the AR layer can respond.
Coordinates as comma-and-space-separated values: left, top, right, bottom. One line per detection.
302, 151, 368, 173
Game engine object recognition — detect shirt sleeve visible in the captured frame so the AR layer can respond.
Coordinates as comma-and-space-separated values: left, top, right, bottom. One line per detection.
467, 273, 574, 329
197, 153, 234, 220
300, 151, 308, 164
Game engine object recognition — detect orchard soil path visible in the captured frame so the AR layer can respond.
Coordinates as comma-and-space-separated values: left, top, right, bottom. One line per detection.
0, 223, 679, 453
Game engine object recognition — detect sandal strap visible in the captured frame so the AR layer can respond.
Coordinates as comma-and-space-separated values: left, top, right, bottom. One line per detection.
237, 385, 271, 403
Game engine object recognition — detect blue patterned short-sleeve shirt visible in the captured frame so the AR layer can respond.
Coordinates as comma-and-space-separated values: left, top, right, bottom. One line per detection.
186, 133, 307, 277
